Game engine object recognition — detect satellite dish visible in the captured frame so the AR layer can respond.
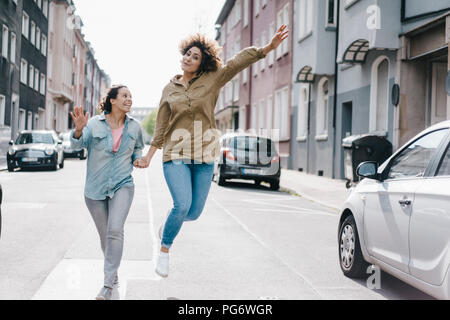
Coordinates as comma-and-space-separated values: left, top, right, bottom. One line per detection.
391, 84, 400, 106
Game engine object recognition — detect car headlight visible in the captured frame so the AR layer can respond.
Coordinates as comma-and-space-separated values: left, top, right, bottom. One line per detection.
45, 148, 55, 156
8, 148, 16, 156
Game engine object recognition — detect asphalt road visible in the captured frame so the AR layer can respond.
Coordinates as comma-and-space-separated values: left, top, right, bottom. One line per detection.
0, 149, 434, 300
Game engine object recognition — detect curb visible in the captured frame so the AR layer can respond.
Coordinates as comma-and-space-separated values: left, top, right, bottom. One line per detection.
279, 185, 341, 213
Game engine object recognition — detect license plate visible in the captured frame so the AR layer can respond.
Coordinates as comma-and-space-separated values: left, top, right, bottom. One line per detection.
22, 157, 38, 162
243, 169, 261, 175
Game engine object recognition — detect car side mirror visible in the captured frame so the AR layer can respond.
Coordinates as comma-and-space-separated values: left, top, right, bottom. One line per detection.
356, 162, 382, 181
57, 140, 62, 145
9, 140, 14, 146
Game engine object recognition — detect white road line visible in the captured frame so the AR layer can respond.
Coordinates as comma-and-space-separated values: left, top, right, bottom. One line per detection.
144, 167, 159, 264
250, 208, 338, 217
211, 196, 324, 299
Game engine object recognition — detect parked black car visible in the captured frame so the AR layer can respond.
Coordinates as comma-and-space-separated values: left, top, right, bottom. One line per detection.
59, 132, 87, 160
213, 133, 281, 190
7, 130, 65, 172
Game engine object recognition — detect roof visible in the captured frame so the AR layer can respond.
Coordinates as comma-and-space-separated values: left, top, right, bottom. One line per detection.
215, 0, 236, 25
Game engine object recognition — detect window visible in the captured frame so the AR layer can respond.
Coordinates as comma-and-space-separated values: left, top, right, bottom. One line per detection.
255, 0, 260, 17
316, 78, 329, 138
370, 57, 389, 133
0, 95, 5, 126
253, 38, 259, 76
282, 4, 290, 54
29, 65, 34, 88
259, 99, 265, 130
40, 73, 46, 95
260, 31, 267, 71
10, 32, 16, 63
276, 10, 283, 59
2, 25, 8, 58
388, 129, 449, 179
36, 27, 40, 51
299, 0, 313, 40
266, 95, 273, 130
235, 0, 242, 25
27, 111, 32, 130
280, 87, 289, 139
268, 23, 275, 66
20, 59, 28, 84
251, 103, 257, 130
30, 21, 36, 46
326, 0, 337, 27
34, 68, 40, 91
297, 85, 309, 139
437, 143, 450, 176
242, 68, 248, 84
232, 76, 240, 102
22, 12, 29, 39
262, 0, 267, 8
43, 0, 48, 18
19, 109, 25, 131
41, 34, 47, 56
243, 0, 249, 27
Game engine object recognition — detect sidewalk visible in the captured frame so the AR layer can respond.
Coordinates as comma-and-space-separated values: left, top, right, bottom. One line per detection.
279, 169, 352, 212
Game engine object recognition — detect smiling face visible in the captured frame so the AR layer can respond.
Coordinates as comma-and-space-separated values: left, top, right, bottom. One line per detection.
181, 46, 202, 74
110, 87, 133, 113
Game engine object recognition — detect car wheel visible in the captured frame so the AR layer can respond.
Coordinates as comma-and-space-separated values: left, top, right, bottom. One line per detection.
254, 180, 261, 186
52, 156, 58, 171
217, 168, 226, 186
59, 156, 64, 169
270, 180, 280, 191
7, 163, 14, 172
338, 215, 369, 278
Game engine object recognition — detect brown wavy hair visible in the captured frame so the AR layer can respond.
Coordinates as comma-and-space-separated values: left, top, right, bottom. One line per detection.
97, 85, 128, 113
179, 33, 222, 74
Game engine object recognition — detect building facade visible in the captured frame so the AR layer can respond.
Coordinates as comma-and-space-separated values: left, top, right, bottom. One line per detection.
1, 0, 23, 158
71, 21, 87, 128
19, 0, 48, 133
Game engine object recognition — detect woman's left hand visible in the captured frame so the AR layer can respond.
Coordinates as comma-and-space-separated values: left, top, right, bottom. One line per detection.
263, 25, 289, 55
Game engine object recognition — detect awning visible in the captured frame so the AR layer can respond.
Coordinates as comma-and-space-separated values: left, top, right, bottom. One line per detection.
296, 66, 315, 83
342, 39, 369, 63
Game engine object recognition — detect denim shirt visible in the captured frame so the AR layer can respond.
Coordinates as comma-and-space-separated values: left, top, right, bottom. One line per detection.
70, 113, 144, 200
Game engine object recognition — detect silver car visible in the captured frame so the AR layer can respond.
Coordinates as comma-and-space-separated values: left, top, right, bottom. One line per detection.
338, 120, 450, 299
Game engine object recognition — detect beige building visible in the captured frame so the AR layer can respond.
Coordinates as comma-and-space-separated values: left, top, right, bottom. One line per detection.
72, 25, 88, 117
46, 0, 75, 133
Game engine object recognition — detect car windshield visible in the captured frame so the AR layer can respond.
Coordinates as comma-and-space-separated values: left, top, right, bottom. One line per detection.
16, 133, 54, 145
231, 136, 277, 157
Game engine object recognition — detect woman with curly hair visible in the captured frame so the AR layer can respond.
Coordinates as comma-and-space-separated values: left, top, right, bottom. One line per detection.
70, 85, 145, 300
135, 25, 289, 278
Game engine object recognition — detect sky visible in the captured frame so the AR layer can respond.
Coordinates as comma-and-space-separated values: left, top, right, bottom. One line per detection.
73, 0, 226, 108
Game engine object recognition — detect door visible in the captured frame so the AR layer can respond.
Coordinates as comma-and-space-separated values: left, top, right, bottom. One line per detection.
430, 62, 447, 125
363, 129, 449, 273
409, 137, 450, 285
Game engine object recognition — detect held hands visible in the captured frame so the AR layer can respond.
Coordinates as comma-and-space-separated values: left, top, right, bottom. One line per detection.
133, 157, 151, 169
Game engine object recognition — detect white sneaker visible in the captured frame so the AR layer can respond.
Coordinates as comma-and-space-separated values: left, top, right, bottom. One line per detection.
155, 252, 169, 278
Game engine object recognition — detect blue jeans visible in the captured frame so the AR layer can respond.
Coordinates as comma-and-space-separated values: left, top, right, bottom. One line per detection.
161, 160, 215, 249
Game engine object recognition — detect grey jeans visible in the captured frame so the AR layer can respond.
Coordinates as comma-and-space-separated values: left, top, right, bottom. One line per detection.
84, 186, 134, 288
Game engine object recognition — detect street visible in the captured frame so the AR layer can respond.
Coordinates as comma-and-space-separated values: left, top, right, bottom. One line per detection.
0, 149, 434, 300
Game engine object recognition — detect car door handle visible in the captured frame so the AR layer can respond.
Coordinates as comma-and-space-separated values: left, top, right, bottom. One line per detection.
398, 199, 412, 206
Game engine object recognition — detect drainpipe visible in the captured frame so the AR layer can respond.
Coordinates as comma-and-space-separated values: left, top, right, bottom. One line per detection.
306, 83, 311, 173
331, 0, 341, 179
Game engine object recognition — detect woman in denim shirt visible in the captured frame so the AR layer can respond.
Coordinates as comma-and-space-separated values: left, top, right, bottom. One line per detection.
135, 26, 289, 278
70, 85, 144, 300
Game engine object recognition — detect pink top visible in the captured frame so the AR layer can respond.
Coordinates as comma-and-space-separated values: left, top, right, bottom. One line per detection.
111, 126, 124, 154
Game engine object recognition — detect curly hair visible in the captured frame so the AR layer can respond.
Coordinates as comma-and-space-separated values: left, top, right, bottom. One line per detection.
97, 85, 128, 113
179, 33, 223, 74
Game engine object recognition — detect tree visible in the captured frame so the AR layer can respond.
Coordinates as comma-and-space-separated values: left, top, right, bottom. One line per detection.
142, 109, 158, 137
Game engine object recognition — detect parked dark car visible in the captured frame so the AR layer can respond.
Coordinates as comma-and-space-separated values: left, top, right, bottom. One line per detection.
213, 133, 281, 190
7, 130, 64, 172
59, 132, 87, 160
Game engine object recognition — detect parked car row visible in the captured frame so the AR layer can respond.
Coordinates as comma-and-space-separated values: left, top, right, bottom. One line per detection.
338, 120, 450, 300
6, 130, 87, 172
